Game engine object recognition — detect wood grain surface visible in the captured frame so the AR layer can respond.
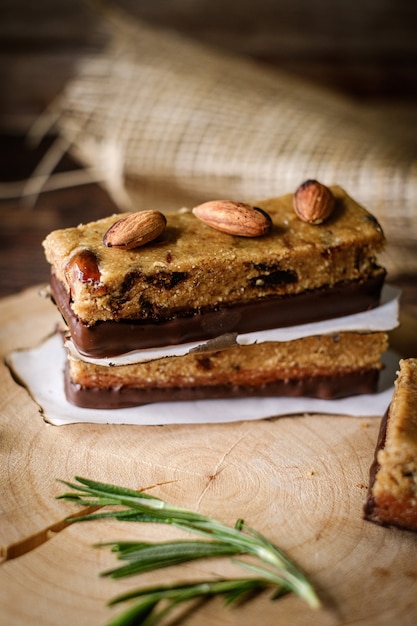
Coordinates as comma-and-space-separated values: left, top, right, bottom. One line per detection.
1, 287, 417, 626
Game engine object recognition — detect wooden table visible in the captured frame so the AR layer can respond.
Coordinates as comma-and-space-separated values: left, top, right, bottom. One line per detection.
1, 283, 417, 626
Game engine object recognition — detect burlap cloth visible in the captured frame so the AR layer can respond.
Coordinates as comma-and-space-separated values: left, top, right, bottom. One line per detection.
38, 6, 416, 277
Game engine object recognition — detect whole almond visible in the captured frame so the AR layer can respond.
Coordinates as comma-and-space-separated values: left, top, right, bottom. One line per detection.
103, 211, 167, 249
64, 248, 106, 295
293, 180, 335, 224
192, 200, 272, 237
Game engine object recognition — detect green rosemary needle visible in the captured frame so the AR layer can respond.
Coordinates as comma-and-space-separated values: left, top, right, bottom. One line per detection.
57, 476, 320, 625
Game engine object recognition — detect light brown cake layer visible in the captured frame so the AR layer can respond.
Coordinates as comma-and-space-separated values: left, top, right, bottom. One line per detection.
43, 186, 385, 325
364, 358, 417, 532
66, 332, 388, 408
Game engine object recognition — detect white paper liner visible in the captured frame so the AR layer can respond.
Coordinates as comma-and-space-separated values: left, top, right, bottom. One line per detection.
7, 332, 398, 426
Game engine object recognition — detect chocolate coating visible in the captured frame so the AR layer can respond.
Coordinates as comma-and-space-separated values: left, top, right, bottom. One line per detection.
64, 366, 380, 409
363, 408, 388, 521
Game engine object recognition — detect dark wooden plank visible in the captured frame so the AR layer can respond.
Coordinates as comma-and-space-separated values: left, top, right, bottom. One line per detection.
1, 0, 417, 132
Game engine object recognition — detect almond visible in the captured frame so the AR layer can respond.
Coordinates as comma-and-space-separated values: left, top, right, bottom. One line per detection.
192, 200, 272, 237
293, 180, 335, 224
65, 249, 106, 295
103, 211, 167, 249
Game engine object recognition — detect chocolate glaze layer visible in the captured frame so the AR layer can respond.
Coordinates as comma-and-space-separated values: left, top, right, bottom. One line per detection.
51, 270, 385, 358
64, 366, 380, 410
363, 408, 388, 520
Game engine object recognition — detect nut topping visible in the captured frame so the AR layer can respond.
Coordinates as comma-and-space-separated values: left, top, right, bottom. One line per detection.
103, 211, 167, 249
293, 180, 335, 224
64, 249, 106, 294
192, 200, 272, 237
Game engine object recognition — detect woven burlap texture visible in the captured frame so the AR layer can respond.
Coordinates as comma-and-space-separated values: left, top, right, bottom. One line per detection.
44, 9, 416, 276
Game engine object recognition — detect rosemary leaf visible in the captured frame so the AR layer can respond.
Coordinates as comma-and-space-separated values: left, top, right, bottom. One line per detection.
106, 595, 157, 626
107, 578, 270, 607
100, 540, 242, 578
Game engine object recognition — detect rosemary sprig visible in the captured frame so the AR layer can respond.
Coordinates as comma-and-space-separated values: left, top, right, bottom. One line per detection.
57, 476, 320, 624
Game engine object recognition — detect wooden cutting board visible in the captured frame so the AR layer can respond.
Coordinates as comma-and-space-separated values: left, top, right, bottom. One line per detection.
1, 287, 416, 626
